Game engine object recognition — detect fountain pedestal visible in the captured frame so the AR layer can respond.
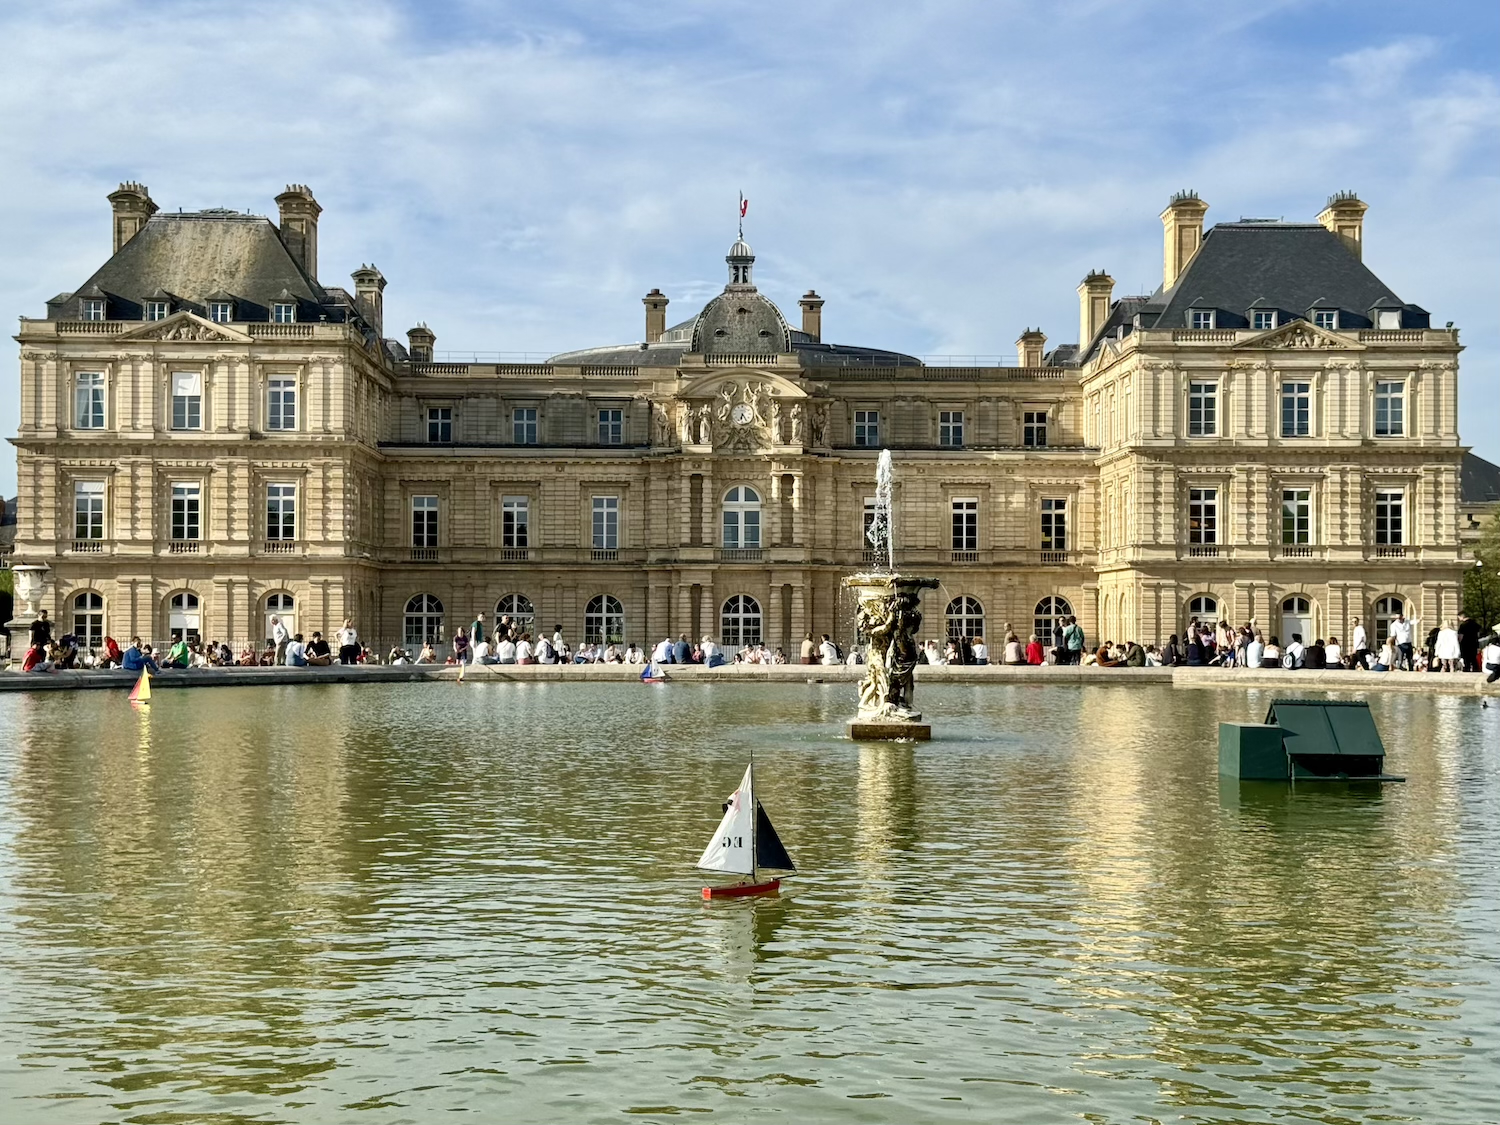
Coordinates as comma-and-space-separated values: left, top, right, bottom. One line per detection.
843, 573, 939, 742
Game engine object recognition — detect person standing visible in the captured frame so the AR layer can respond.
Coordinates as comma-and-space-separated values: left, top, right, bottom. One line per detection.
1434, 621, 1462, 672
1350, 616, 1369, 668
336, 618, 360, 665
1064, 617, 1085, 665
29, 609, 54, 652
271, 614, 290, 666
552, 625, 565, 653
1390, 612, 1415, 671
470, 612, 486, 649
1457, 614, 1480, 673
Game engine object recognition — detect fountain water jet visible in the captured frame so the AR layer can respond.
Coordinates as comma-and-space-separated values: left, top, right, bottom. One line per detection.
843, 450, 938, 741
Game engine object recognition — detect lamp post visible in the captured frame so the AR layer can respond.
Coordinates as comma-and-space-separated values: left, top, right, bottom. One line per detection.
1477, 558, 1491, 632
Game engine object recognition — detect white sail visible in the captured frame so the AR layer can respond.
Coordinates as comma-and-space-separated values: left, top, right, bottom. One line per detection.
696, 764, 755, 875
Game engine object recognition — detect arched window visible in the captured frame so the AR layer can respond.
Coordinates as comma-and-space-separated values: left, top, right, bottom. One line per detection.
722, 486, 761, 550
495, 593, 534, 634
1187, 594, 1219, 623
1372, 595, 1406, 644
721, 595, 762, 648
1034, 596, 1072, 644
584, 595, 625, 643
167, 591, 200, 643
404, 594, 444, 647
1281, 595, 1313, 644
72, 591, 104, 650
945, 595, 985, 641
264, 591, 295, 644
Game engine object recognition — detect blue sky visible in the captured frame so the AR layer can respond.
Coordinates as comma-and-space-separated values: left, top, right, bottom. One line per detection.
1, 0, 1496, 495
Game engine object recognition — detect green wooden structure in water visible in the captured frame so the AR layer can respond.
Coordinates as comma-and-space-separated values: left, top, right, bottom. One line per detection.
1219, 700, 1404, 782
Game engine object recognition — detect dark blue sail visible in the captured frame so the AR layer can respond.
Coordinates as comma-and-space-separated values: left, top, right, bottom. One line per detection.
755, 803, 795, 872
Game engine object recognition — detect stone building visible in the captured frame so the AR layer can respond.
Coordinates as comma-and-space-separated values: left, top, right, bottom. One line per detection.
7, 183, 1471, 655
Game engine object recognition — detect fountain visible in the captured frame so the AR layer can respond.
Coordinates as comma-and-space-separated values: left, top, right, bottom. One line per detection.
843, 451, 939, 741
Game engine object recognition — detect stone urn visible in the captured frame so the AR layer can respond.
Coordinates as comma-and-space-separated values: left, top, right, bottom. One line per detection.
10, 563, 51, 620
842, 572, 939, 741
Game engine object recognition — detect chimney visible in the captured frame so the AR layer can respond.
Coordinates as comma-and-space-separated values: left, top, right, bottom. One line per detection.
1317, 191, 1367, 260
107, 182, 158, 254
276, 184, 323, 278
407, 323, 435, 363
643, 288, 669, 343
1077, 271, 1115, 347
1016, 328, 1047, 368
1160, 190, 1209, 288
351, 265, 387, 338
799, 291, 825, 342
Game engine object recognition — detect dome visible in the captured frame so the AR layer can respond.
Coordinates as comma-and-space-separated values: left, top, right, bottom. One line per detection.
727, 238, 754, 260
691, 289, 791, 355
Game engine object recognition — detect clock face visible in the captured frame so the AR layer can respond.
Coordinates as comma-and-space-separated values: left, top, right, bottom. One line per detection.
731, 403, 754, 425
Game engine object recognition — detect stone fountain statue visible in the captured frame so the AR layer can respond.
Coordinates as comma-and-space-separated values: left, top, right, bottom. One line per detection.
842, 451, 938, 741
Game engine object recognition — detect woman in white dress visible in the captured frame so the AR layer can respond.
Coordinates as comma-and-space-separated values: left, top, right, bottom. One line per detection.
1434, 621, 1462, 672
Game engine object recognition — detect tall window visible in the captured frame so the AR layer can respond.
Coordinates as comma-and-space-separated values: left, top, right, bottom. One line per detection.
1252, 310, 1277, 331
721, 595, 763, 648
1375, 489, 1404, 545
938, 410, 964, 448
426, 407, 452, 443
1188, 382, 1218, 437
75, 372, 106, 429
1280, 382, 1310, 437
1189, 309, 1215, 330
144, 300, 169, 322
267, 378, 297, 430
853, 410, 880, 447
1281, 488, 1311, 545
170, 483, 200, 540
1188, 488, 1217, 545
1188, 594, 1219, 621
1312, 309, 1338, 330
502, 496, 529, 549
271, 302, 296, 324
513, 407, 538, 445
171, 372, 202, 430
951, 499, 978, 551
1374, 381, 1405, 437
946, 595, 985, 641
592, 495, 619, 550
1041, 498, 1067, 551
722, 486, 761, 549
1034, 596, 1073, 644
495, 593, 535, 634
74, 481, 105, 540
80, 298, 105, 322
73, 592, 104, 650
167, 592, 201, 643
411, 495, 438, 548
267, 484, 297, 541
584, 594, 624, 643
1023, 410, 1048, 448
597, 408, 623, 445
208, 301, 233, 323
404, 594, 444, 646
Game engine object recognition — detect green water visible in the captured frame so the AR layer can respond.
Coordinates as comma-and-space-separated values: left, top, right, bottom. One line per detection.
0, 683, 1496, 1124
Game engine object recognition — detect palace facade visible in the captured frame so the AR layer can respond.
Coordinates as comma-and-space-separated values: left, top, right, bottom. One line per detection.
8, 183, 1469, 654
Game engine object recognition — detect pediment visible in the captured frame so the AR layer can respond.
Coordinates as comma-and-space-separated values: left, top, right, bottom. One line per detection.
1232, 321, 1363, 351
119, 311, 253, 344
677, 368, 807, 401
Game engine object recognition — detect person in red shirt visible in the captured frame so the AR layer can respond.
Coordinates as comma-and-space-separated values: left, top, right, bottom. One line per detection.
100, 636, 123, 668
21, 643, 52, 672
1025, 634, 1045, 665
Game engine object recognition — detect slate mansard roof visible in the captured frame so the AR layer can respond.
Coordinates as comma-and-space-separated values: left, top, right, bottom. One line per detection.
1078, 220, 1430, 363
45, 210, 354, 325
1462, 453, 1500, 506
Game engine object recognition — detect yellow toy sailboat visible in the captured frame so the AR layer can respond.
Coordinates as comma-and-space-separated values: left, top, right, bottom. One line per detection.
128, 669, 151, 704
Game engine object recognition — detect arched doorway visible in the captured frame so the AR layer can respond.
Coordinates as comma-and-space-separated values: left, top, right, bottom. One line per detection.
1034, 596, 1072, 644
495, 593, 535, 636
167, 591, 200, 643
720, 594, 762, 648
72, 591, 105, 651
404, 594, 444, 647
584, 594, 624, 644
1281, 596, 1313, 644
1372, 594, 1406, 647
264, 591, 295, 644
945, 595, 985, 641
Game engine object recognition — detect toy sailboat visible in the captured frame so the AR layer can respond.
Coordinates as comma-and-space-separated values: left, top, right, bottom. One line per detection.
697, 761, 795, 899
640, 661, 668, 683
128, 669, 151, 705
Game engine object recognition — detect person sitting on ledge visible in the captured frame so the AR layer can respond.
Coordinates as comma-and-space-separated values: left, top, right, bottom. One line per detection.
1324, 637, 1343, 668
305, 631, 333, 666
1124, 641, 1146, 667
21, 642, 53, 673
1372, 638, 1397, 672
623, 642, 644, 665
157, 637, 189, 669
237, 644, 257, 667
118, 637, 152, 673
98, 635, 123, 669
1093, 643, 1119, 668
1261, 637, 1282, 669
415, 642, 437, 664
284, 634, 308, 667
388, 646, 409, 665
1145, 645, 1163, 666
1305, 638, 1326, 669
1025, 634, 1044, 666
971, 636, 988, 665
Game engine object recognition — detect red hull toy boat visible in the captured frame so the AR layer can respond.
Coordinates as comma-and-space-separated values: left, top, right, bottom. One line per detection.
697, 759, 795, 899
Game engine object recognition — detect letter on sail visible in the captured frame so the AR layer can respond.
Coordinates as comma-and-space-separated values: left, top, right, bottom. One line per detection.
697, 765, 755, 875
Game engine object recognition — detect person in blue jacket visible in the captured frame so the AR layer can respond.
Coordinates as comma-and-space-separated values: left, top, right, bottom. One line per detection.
121, 637, 159, 673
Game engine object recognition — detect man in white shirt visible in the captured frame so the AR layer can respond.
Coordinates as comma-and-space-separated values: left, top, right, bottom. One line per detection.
535, 635, 555, 664
336, 619, 360, 664
624, 643, 643, 665
1284, 635, 1305, 669
552, 626, 565, 653
819, 633, 839, 665
1245, 635, 1264, 670
1390, 613, 1414, 670
471, 638, 493, 664
495, 636, 517, 664
271, 614, 290, 665
701, 636, 722, 667
652, 637, 674, 664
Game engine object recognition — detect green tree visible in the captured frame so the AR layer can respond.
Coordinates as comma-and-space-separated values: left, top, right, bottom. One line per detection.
1465, 511, 1500, 630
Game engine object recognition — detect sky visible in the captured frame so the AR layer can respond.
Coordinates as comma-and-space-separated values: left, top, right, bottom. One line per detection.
0, 0, 1496, 496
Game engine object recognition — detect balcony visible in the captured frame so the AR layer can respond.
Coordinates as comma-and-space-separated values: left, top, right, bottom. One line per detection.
499, 547, 530, 562
262, 540, 297, 555
950, 550, 979, 564
1375, 545, 1407, 559
411, 547, 439, 562
168, 540, 200, 554
591, 548, 619, 562
717, 548, 763, 562
1280, 545, 1314, 559
1039, 550, 1069, 565
71, 539, 105, 553
1187, 544, 1219, 558
861, 548, 884, 566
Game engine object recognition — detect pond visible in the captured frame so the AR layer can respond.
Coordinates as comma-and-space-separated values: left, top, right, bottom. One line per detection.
0, 682, 1496, 1123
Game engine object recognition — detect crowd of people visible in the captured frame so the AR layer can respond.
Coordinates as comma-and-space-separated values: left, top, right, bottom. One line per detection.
8, 606, 1500, 685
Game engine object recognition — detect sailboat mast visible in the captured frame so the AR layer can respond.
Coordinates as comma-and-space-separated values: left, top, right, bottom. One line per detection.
749, 750, 757, 884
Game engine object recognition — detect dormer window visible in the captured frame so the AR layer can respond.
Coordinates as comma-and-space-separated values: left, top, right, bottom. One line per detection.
1189, 309, 1215, 330
80, 299, 105, 322
1312, 309, 1338, 330
208, 301, 233, 323
1252, 310, 1277, 331
271, 302, 296, 324
1376, 309, 1402, 330
144, 300, 169, 322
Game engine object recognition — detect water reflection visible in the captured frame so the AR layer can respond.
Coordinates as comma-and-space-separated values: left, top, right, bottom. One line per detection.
0, 683, 1495, 1123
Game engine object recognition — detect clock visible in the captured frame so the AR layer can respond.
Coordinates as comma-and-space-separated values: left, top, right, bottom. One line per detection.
731, 403, 754, 425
